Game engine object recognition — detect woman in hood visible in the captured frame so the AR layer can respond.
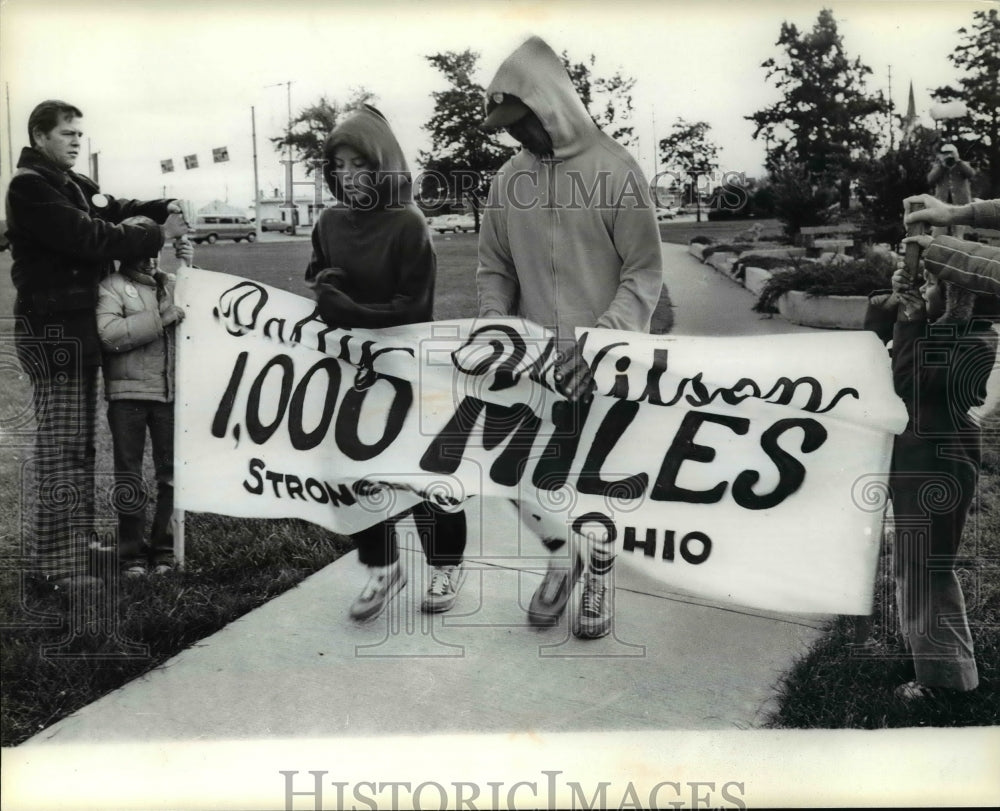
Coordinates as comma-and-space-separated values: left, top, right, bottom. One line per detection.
306, 105, 468, 621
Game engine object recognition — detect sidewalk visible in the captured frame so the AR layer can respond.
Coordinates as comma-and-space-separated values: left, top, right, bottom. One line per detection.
22, 500, 829, 743
660, 243, 814, 337
20, 243, 833, 747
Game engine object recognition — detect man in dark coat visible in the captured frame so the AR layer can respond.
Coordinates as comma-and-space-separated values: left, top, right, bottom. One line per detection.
6, 99, 189, 598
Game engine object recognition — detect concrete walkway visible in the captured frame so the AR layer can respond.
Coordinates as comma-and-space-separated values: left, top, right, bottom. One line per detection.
21, 501, 828, 742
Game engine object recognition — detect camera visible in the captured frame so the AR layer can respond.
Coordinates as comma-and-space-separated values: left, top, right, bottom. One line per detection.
943, 155, 957, 167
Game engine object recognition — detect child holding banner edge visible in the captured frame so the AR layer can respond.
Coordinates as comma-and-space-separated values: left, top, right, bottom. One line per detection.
881, 219, 998, 701
305, 105, 468, 622
95, 218, 190, 577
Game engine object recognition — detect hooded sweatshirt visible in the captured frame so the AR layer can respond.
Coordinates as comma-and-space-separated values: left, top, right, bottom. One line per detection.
476, 36, 663, 340
305, 106, 434, 328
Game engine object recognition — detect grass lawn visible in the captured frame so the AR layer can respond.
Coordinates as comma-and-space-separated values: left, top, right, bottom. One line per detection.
2, 223, 996, 743
180, 233, 481, 320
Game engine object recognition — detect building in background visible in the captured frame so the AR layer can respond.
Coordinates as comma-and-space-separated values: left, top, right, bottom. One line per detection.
252, 187, 337, 229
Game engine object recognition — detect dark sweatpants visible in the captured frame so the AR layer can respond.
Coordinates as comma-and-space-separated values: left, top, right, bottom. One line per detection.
354, 502, 466, 568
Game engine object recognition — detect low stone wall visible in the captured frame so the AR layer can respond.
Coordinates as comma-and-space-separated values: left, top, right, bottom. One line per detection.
689, 241, 867, 329
705, 251, 740, 277
738, 247, 806, 264
743, 266, 774, 298
777, 290, 868, 330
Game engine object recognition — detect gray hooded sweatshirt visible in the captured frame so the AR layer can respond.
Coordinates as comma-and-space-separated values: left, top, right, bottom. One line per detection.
476, 36, 663, 340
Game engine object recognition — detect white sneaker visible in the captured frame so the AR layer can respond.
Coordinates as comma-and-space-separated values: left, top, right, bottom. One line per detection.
421, 564, 467, 613
572, 573, 612, 639
349, 563, 406, 622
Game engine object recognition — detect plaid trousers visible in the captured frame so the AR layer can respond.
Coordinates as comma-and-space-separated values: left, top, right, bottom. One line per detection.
24, 365, 99, 579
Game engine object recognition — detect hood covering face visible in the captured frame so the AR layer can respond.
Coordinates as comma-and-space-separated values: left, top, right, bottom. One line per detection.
484, 36, 598, 158
323, 105, 412, 208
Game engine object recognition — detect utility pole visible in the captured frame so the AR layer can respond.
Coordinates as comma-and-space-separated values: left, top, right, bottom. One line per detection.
5, 83, 13, 177
285, 81, 295, 235
252, 105, 261, 240
651, 110, 657, 176
266, 81, 296, 235
887, 64, 895, 152
651, 109, 659, 205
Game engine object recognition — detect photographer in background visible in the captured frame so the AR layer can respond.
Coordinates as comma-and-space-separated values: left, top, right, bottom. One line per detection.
927, 143, 975, 238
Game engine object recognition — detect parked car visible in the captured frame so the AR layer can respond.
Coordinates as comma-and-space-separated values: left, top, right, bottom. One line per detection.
260, 218, 292, 233
431, 213, 476, 233
191, 215, 256, 244
655, 207, 677, 221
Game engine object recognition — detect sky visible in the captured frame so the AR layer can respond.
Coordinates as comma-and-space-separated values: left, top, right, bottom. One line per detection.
0, 0, 987, 213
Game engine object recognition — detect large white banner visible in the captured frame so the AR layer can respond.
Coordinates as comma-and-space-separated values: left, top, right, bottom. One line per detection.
175, 268, 909, 614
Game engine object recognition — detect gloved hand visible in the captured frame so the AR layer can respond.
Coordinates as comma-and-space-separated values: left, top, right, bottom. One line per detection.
553, 340, 595, 403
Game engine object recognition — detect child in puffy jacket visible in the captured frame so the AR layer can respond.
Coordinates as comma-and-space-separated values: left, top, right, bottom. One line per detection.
96, 216, 189, 577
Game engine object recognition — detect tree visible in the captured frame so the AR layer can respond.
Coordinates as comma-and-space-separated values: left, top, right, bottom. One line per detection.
271, 87, 376, 175
560, 51, 636, 146
855, 126, 941, 245
656, 118, 720, 207
931, 8, 1000, 197
766, 158, 840, 238
746, 8, 889, 209
658, 118, 719, 173
418, 50, 514, 228
419, 48, 639, 228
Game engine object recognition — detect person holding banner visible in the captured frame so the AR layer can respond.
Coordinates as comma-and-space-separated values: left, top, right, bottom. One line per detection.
306, 105, 468, 621
95, 221, 190, 578
6, 99, 189, 599
476, 36, 663, 638
884, 242, 997, 701
903, 195, 1000, 298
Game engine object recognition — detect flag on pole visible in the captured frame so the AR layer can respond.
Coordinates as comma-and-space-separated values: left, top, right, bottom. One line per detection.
212, 146, 230, 163
184, 154, 199, 170
161, 159, 175, 173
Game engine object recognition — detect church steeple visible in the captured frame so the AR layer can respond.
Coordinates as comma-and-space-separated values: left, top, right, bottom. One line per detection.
901, 81, 919, 142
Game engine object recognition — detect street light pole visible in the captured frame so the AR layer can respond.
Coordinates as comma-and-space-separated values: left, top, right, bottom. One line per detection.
284, 81, 295, 236
251, 105, 261, 241
691, 152, 703, 224
266, 81, 296, 236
